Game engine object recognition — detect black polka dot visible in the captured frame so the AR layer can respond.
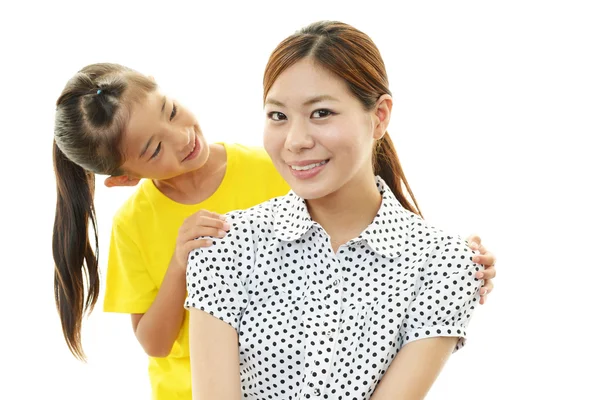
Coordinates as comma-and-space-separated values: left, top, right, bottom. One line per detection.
184, 176, 482, 398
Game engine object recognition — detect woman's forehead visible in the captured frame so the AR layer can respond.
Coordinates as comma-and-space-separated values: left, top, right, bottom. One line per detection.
267, 60, 357, 109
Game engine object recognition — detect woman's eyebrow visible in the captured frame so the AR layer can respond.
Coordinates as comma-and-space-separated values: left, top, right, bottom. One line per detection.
303, 95, 338, 106
265, 94, 339, 107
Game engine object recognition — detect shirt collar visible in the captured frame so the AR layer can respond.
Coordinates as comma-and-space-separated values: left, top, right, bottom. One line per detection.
273, 190, 315, 242
357, 176, 412, 258
273, 176, 413, 258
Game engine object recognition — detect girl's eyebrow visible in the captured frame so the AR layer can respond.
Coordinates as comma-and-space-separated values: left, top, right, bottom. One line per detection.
139, 134, 156, 158
139, 96, 167, 158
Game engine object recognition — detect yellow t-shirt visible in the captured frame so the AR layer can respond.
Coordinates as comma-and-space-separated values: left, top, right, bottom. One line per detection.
103, 143, 290, 400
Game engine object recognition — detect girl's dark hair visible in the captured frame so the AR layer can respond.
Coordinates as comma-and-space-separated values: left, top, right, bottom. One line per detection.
53, 63, 155, 360
263, 21, 422, 217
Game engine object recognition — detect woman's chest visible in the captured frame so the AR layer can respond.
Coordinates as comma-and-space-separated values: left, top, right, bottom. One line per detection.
244, 240, 423, 307
237, 241, 424, 363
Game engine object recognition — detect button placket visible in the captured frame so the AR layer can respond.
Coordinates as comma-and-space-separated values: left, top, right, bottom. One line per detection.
303, 229, 341, 399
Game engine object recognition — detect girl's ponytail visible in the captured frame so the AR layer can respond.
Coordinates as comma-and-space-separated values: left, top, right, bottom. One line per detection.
52, 139, 100, 361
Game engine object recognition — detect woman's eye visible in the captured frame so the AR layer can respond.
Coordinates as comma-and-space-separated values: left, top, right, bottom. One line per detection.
268, 112, 287, 121
170, 103, 178, 121
311, 109, 333, 118
151, 142, 162, 159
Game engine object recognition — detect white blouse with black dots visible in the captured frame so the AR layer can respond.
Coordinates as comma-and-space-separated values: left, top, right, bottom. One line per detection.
185, 176, 482, 400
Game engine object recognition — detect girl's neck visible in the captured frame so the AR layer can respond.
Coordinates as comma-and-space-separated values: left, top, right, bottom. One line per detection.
307, 172, 382, 253
153, 143, 227, 205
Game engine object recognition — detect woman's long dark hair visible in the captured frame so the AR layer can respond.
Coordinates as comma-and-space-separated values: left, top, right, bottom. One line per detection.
53, 63, 155, 360
263, 21, 422, 217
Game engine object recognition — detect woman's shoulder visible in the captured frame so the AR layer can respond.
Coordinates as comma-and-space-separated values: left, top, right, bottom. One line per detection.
402, 213, 473, 258
225, 193, 287, 226
218, 193, 294, 244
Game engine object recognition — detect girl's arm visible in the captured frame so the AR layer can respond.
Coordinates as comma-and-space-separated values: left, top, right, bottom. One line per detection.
189, 308, 242, 400
130, 257, 188, 357
370, 337, 458, 400
131, 210, 229, 357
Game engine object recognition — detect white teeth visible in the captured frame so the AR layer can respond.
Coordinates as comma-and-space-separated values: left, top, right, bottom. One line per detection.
291, 160, 327, 171
183, 138, 196, 161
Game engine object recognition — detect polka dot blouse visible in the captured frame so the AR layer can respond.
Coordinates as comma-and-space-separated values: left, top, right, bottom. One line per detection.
185, 176, 482, 399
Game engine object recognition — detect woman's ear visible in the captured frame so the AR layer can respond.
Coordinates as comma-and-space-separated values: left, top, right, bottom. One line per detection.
372, 94, 393, 140
104, 175, 140, 188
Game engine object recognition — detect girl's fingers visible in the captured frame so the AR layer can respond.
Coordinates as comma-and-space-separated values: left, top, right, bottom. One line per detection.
467, 235, 481, 250
473, 253, 496, 267
185, 238, 214, 255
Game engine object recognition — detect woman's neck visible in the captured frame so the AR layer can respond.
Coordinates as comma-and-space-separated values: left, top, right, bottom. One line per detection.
307, 173, 382, 252
153, 143, 227, 205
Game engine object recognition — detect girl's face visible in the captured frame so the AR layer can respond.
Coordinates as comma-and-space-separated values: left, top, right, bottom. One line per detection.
263, 58, 389, 200
119, 89, 209, 180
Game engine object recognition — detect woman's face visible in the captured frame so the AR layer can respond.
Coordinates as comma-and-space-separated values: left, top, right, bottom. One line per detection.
263, 58, 388, 200
119, 89, 210, 180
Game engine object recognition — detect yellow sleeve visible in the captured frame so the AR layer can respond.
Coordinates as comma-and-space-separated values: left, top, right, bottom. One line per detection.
247, 145, 290, 198
103, 218, 157, 314
265, 162, 290, 198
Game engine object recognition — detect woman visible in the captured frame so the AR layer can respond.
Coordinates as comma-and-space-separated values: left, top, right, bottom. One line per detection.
185, 21, 488, 399
53, 60, 495, 400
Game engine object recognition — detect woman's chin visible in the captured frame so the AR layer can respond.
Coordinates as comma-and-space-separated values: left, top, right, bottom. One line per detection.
288, 181, 334, 201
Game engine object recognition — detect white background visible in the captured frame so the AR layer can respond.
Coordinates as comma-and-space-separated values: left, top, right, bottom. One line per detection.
1, 1, 598, 399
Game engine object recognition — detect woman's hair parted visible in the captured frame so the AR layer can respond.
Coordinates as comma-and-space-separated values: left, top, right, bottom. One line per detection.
263, 21, 422, 217
53, 63, 155, 360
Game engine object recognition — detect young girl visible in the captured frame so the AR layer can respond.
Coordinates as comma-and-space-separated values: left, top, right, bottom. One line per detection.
53, 54, 495, 400
185, 21, 488, 399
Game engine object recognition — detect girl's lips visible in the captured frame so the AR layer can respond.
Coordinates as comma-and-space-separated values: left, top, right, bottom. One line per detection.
183, 135, 200, 162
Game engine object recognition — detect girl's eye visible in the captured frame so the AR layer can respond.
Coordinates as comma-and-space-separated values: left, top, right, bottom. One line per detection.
268, 111, 287, 121
151, 142, 162, 159
311, 109, 333, 118
170, 103, 178, 121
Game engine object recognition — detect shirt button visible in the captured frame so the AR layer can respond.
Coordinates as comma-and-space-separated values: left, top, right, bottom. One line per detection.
314, 388, 321, 396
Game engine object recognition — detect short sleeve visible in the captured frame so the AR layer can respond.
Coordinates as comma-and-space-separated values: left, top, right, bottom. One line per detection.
103, 218, 157, 313
401, 235, 483, 352
184, 211, 253, 332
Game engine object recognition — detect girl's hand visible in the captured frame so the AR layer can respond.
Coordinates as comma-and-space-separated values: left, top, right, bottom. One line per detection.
173, 210, 229, 269
466, 234, 497, 305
